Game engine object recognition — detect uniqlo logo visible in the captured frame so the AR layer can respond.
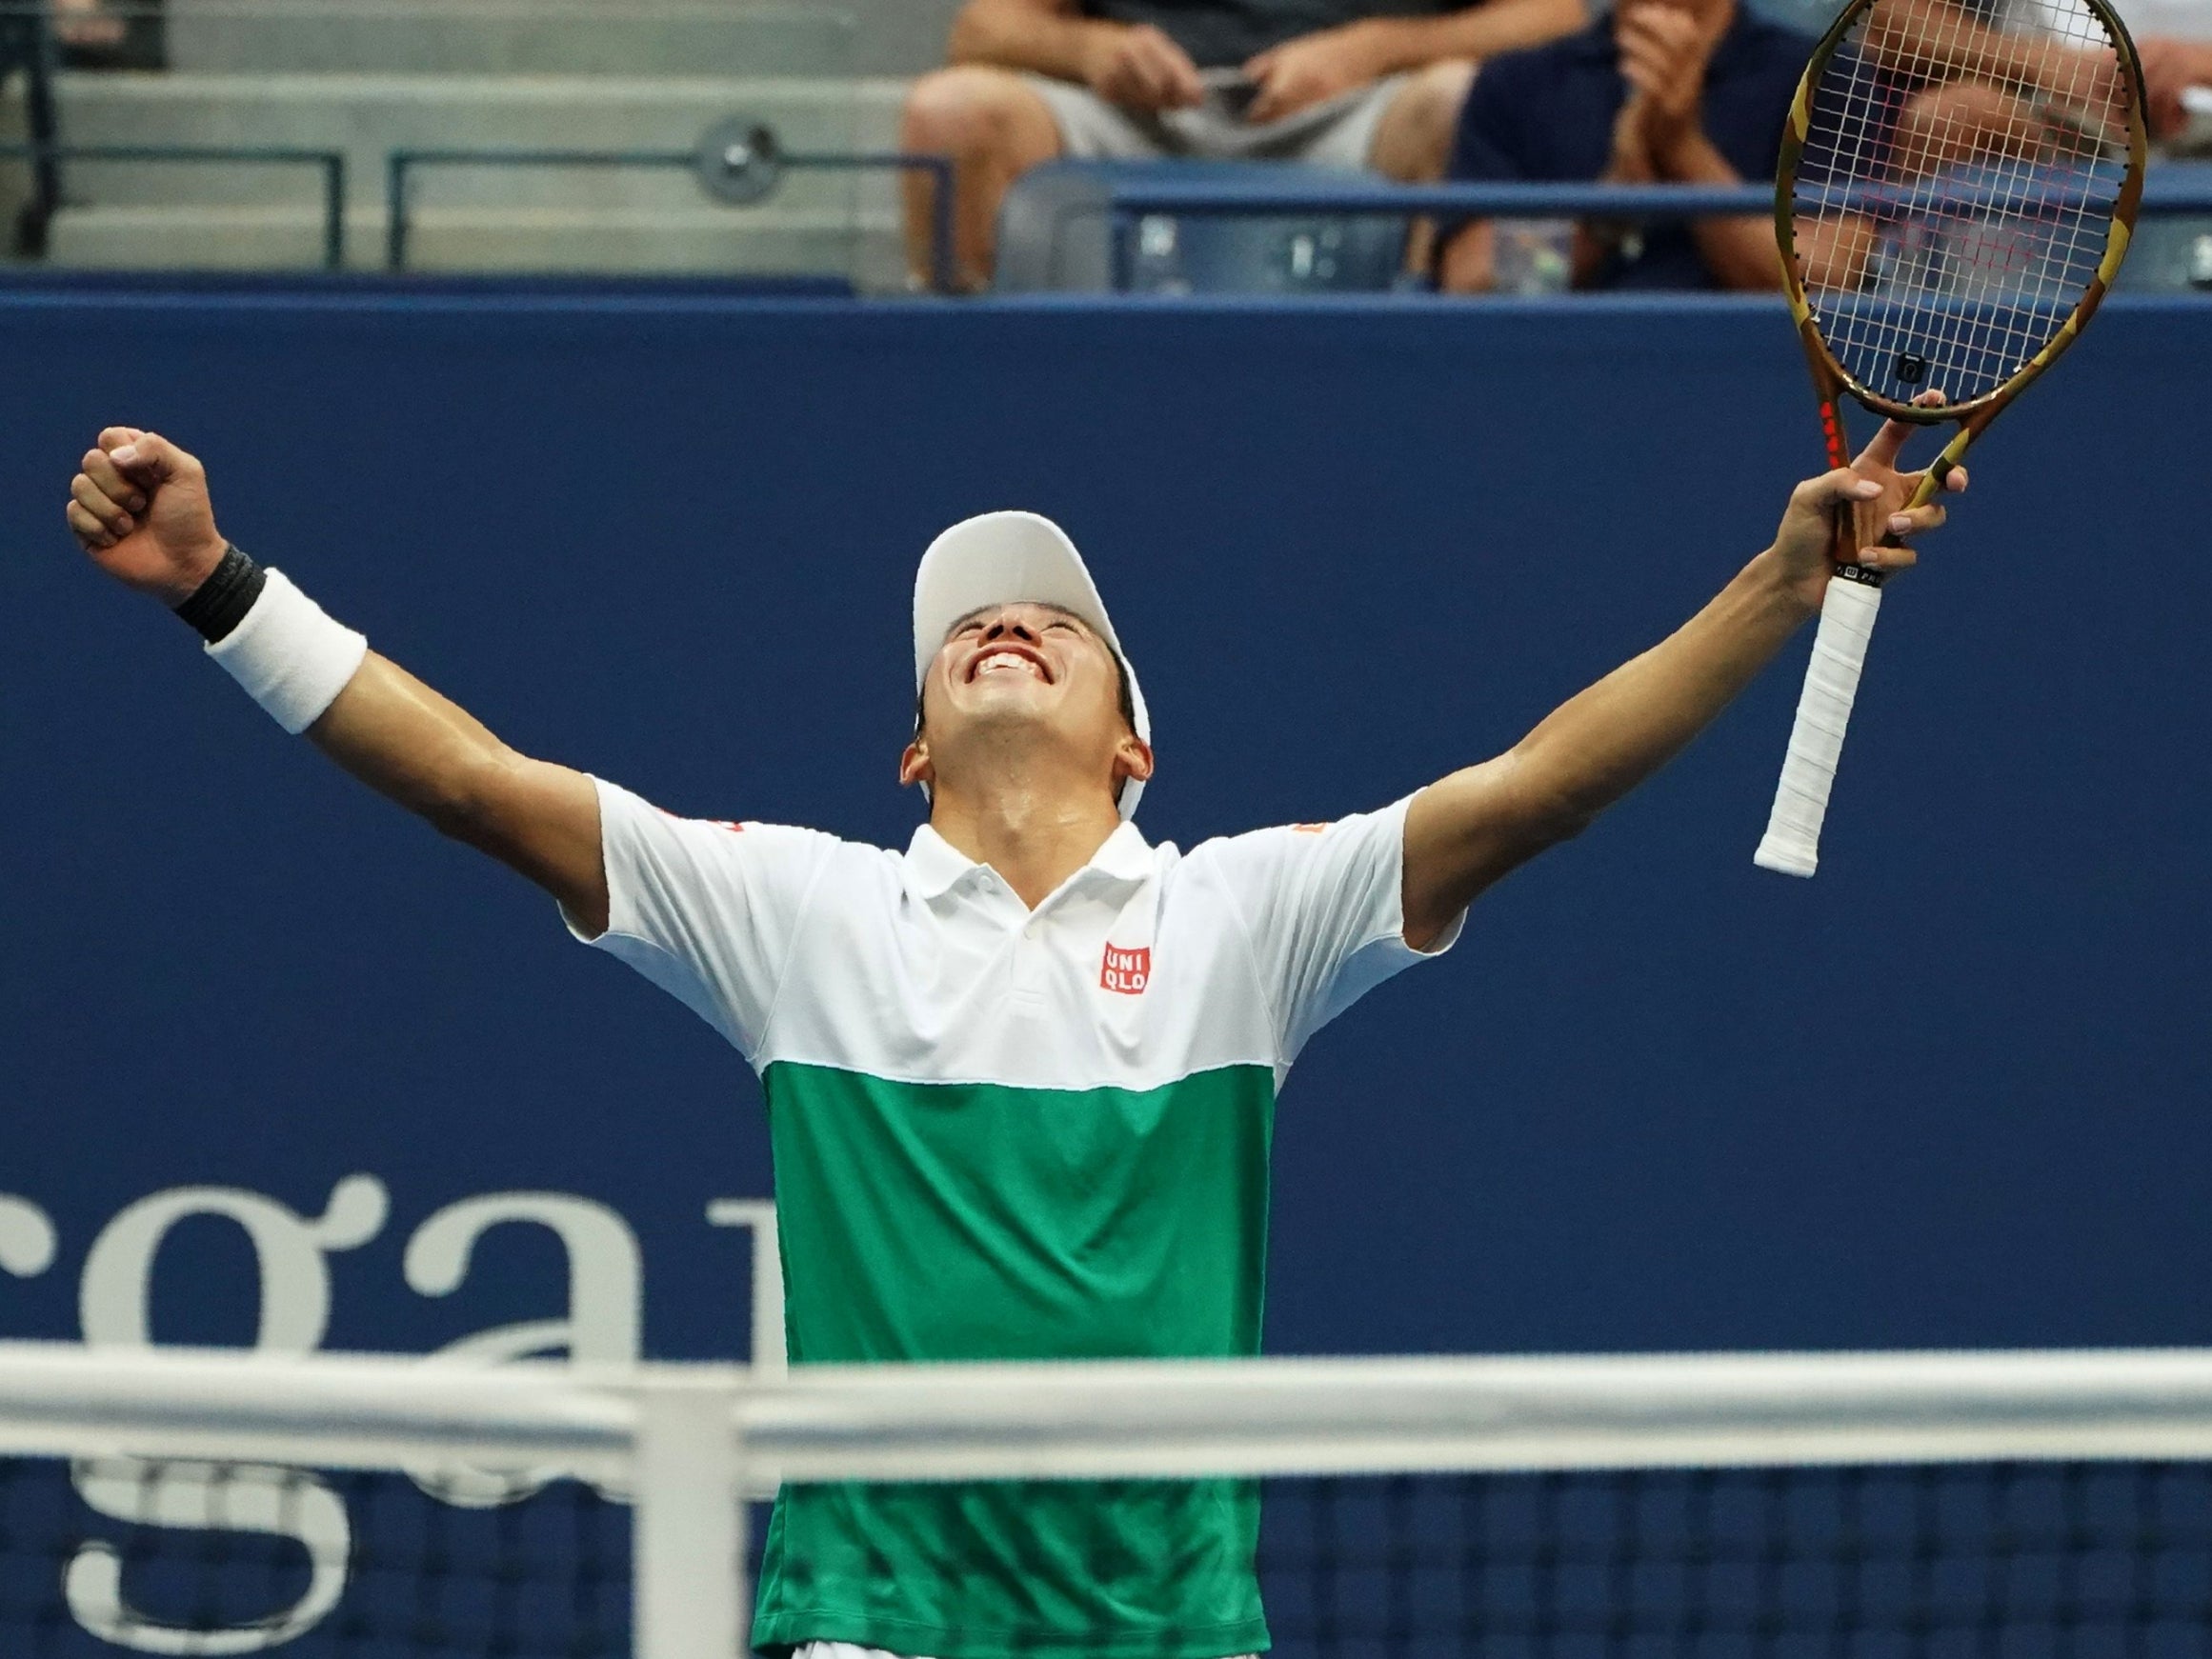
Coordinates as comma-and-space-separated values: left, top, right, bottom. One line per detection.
1099, 943, 1151, 995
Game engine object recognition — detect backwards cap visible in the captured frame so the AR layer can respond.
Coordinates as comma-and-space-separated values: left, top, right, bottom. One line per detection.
913, 510, 1151, 820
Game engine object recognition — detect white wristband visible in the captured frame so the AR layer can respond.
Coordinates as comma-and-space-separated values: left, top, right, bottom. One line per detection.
205, 569, 369, 734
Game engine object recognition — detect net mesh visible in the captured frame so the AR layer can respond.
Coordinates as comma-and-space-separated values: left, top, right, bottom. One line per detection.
1792, 0, 2135, 405
0, 1460, 632, 1657
5, 1455, 2212, 1655
11, 1349, 2212, 1659
1260, 1465, 2212, 1659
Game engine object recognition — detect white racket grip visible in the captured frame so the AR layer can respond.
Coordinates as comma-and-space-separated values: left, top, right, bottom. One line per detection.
1753, 575, 1883, 878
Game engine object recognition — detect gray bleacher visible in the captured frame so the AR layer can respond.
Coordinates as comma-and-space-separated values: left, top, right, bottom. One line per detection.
0, 0, 962, 284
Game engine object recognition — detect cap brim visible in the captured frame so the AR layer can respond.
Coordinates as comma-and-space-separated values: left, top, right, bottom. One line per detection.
913, 510, 1150, 817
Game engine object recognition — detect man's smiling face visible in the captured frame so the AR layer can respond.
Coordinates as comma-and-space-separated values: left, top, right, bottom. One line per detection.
905, 601, 1147, 810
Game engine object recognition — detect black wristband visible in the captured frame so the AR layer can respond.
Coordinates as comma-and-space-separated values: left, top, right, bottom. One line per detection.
173, 543, 267, 644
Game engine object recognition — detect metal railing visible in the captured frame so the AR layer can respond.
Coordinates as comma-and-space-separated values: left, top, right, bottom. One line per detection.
1099, 175, 2212, 290
0, 143, 348, 269
385, 146, 955, 290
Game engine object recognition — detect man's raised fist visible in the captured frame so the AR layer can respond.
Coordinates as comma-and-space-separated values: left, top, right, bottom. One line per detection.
67, 428, 228, 605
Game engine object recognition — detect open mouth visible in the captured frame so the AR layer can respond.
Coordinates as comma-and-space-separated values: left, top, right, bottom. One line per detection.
968, 647, 1052, 684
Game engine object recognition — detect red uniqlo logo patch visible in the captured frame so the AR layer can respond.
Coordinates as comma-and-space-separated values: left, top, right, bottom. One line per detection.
1099, 943, 1151, 995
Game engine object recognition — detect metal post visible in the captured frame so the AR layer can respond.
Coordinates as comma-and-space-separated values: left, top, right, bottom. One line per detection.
915, 155, 956, 295
633, 1372, 745, 1659
321, 152, 347, 271
1109, 207, 1133, 293
15, 4, 60, 256
385, 151, 410, 272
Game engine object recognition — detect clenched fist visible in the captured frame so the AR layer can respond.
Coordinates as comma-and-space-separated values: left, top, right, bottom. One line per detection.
67, 428, 228, 606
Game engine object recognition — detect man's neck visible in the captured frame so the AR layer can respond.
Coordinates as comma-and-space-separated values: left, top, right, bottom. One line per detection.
929, 778, 1123, 909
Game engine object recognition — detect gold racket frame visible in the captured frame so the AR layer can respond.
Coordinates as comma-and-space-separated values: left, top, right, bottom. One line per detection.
1773, 0, 2147, 490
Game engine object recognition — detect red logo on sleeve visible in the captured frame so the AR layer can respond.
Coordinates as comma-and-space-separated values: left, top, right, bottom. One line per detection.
1100, 944, 1151, 995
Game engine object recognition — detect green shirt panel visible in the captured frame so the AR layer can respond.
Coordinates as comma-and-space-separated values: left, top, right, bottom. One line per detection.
752, 1061, 1277, 1658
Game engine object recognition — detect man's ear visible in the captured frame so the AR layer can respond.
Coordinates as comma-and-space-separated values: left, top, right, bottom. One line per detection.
899, 736, 932, 790
1114, 735, 1155, 790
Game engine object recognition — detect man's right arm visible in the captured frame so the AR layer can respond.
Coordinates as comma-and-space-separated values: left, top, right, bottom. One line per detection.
949, 0, 1204, 108
304, 656, 609, 936
66, 427, 612, 936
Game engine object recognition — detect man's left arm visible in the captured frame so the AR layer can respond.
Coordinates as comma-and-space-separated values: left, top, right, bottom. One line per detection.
1245, 0, 1585, 123
1398, 416, 1964, 949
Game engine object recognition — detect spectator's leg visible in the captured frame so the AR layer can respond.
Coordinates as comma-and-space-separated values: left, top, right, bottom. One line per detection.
1368, 61, 1477, 273
1437, 222, 1497, 293
1367, 60, 1477, 182
900, 66, 1064, 290
51, 0, 126, 58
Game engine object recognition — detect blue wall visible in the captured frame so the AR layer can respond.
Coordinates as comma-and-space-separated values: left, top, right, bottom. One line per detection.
5, 290, 2208, 1366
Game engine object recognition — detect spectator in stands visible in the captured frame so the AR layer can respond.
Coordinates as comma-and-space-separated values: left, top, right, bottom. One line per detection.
1436, 0, 1847, 290
901, 0, 1589, 289
2139, 36, 2212, 141
1863, 0, 2211, 164
51, 0, 126, 58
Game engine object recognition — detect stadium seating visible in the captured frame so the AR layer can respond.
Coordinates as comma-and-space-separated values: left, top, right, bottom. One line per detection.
994, 159, 1411, 294
0, 0, 964, 284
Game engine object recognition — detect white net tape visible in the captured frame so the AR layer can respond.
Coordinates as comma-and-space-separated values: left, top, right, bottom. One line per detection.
9, 1345, 2212, 1659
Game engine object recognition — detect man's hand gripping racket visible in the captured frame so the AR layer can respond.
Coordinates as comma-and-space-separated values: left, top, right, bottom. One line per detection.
1751, 0, 2145, 877
1754, 398, 1964, 877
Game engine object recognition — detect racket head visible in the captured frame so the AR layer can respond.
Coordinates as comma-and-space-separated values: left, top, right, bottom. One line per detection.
1775, 0, 2147, 425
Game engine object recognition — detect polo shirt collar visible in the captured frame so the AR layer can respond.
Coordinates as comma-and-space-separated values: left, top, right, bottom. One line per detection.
903, 820, 1155, 903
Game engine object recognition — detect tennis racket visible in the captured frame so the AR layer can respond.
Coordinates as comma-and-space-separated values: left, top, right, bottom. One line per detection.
1752, 0, 2146, 877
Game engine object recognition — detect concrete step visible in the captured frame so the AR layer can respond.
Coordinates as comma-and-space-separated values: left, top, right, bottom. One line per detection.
53, 70, 907, 201
158, 3, 861, 79
41, 199, 908, 281
135, 0, 959, 79
48, 71, 908, 211
12, 59, 927, 287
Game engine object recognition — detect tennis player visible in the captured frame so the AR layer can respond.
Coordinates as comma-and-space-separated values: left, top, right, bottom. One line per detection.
64, 422, 1960, 1659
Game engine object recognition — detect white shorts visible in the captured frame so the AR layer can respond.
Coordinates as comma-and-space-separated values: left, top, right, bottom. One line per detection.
1024, 69, 1407, 171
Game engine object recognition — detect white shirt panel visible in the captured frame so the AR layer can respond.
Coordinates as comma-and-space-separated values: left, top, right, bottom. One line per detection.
1196, 807, 1465, 1064
578, 784, 1455, 1091
575, 779, 837, 1058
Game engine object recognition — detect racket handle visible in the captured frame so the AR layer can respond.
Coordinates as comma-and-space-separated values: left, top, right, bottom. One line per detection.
1754, 573, 1883, 879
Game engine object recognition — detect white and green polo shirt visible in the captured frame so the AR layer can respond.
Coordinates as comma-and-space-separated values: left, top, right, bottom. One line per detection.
573, 780, 1460, 1659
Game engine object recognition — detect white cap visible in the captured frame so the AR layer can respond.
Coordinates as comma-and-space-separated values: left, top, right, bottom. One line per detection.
913, 510, 1151, 819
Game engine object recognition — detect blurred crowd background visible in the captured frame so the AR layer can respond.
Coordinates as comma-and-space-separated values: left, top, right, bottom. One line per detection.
0, 0, 2205, 297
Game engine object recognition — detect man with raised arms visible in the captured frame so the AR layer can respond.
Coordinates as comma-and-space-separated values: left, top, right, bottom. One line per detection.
62, 426, 1960, 1659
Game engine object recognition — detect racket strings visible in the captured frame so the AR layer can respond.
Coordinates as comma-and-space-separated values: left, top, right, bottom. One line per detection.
1792, 0, 2130, 406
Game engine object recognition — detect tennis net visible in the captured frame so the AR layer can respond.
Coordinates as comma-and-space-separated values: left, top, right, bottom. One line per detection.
5, 1344, 2212, 1658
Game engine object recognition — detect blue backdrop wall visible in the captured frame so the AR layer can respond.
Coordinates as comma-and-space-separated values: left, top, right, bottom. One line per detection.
4, 290, 2208, 1369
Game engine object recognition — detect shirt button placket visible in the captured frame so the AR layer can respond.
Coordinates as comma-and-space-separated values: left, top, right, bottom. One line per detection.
1011, 912, 1047, 1011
